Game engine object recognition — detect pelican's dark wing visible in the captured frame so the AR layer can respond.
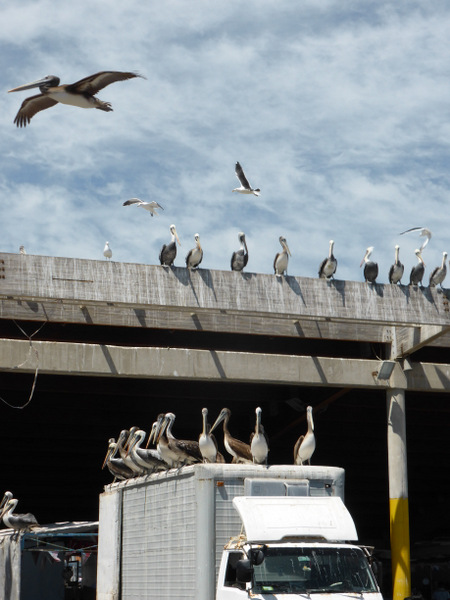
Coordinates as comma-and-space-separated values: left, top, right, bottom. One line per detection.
13, 94, 58, 127
235, 162, 250, 189
68, 71, 144, 96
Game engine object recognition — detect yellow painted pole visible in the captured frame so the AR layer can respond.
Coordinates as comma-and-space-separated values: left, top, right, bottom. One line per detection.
387, 388, 411, 600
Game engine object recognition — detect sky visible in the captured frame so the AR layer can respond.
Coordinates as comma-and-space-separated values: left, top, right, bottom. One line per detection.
1, 1, 450, 283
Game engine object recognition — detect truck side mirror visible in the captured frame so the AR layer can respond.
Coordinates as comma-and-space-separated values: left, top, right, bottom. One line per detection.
236, 558, 253, 583
249, 546, 266, 566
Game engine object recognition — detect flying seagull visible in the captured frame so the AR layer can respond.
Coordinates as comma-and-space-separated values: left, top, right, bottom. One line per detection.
400, 227, 432, 252
123, 198, 164, 217
8, 71, 144, 127
232, 162, 260, 196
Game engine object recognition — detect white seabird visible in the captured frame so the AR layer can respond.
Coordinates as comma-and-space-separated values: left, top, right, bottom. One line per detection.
123, 198, 164, 217
232, 162, 260, 196
400, 227, 432, 252
103, 241, 112, 260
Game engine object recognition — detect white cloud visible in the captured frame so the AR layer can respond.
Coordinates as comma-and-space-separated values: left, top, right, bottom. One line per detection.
1, 1, 450, 287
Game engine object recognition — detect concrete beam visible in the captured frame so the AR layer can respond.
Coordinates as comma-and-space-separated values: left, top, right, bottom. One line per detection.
390, 325, 450, 359
1, 338, 447, 391
2, 253, 450, 330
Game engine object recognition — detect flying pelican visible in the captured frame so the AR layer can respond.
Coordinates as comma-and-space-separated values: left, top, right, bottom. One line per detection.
318, 240, 337, 279
103, 241, 112, 260
250, 407, 269, 465
210, 408, 253, 464
410, 249, 425, 286
294, 406, 316, 465
388, 245, 404, 284
429, 251, 447, 288
159, 224, 181, 267
157, 413, 203, 467
274, 236, 291, 276
199, 408, 219, 463
186, 234, 203, 270
126, 428, 167, 473
8, 71, 143, 127
123, 198, 164, 217
231, 232, 249, 272
2, 494, 39, 536
400, 227, 432, 252
360, 246, 378, 283
232, 162, 260, 196
102, 438, 134, 481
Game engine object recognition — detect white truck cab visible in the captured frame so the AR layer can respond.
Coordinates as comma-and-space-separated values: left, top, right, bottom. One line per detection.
216, 496, 383, 600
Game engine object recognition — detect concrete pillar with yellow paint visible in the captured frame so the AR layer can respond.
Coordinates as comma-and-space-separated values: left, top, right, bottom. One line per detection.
387, 388, 411, 600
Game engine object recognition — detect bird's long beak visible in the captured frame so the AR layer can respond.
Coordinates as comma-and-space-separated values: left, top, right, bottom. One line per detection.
102, 445, 115, 470
210, 409, 226, 434
359, 253, 367, 268
175, 232, 181, 246
125, 434, 137, 458
8, 76, 53, 93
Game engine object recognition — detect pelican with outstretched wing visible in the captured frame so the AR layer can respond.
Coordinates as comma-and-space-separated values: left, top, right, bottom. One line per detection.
8, 71, 144, 127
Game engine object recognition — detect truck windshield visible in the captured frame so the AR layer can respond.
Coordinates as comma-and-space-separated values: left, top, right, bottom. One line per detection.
252, 546, 378, 595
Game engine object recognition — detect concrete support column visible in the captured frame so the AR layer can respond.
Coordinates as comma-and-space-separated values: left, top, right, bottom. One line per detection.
387, 388, 411, 600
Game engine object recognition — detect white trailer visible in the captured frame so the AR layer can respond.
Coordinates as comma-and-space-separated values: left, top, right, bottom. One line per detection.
97, 464, 381, 600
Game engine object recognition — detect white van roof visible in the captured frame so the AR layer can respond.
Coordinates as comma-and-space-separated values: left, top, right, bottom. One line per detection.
232, 496, 358, 543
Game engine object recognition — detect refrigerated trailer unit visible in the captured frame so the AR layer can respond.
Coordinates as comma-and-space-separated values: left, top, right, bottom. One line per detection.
97, 464, 383, 600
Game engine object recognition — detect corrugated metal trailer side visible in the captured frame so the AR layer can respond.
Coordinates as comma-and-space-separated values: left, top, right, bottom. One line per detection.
97, 464, 345, 600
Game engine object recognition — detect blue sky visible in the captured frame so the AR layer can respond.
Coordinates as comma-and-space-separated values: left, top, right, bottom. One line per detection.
1, 1, 450, 283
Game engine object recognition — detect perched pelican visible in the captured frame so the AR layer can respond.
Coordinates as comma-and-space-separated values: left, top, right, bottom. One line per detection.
429, 251, 447, 288
0, 491, 13, 518
232, 162, 260, 196
116, 429, 146, 476
123, 198, 164, 217
273, 236, 291, 276
318, 240, 337, 279
250, 407, 269, 465
159, 224, 181, 266
126, 428, 167, 473
103, 241, 112, 260
388, 245, 404, 284
410, 249, 425, 286
102, 438, 134, 481
360, 246, 378, 283
157, 413, 203, 467
186, 234, 203, 270
19, 245, 26, 255
231, 232, 249, 272
400, 227, 432, 252
210, 408, 253, 464
199, 408, 219, 463
294, 406, 316, 465
8, 71, 143, 127
2, 494, 39, 535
